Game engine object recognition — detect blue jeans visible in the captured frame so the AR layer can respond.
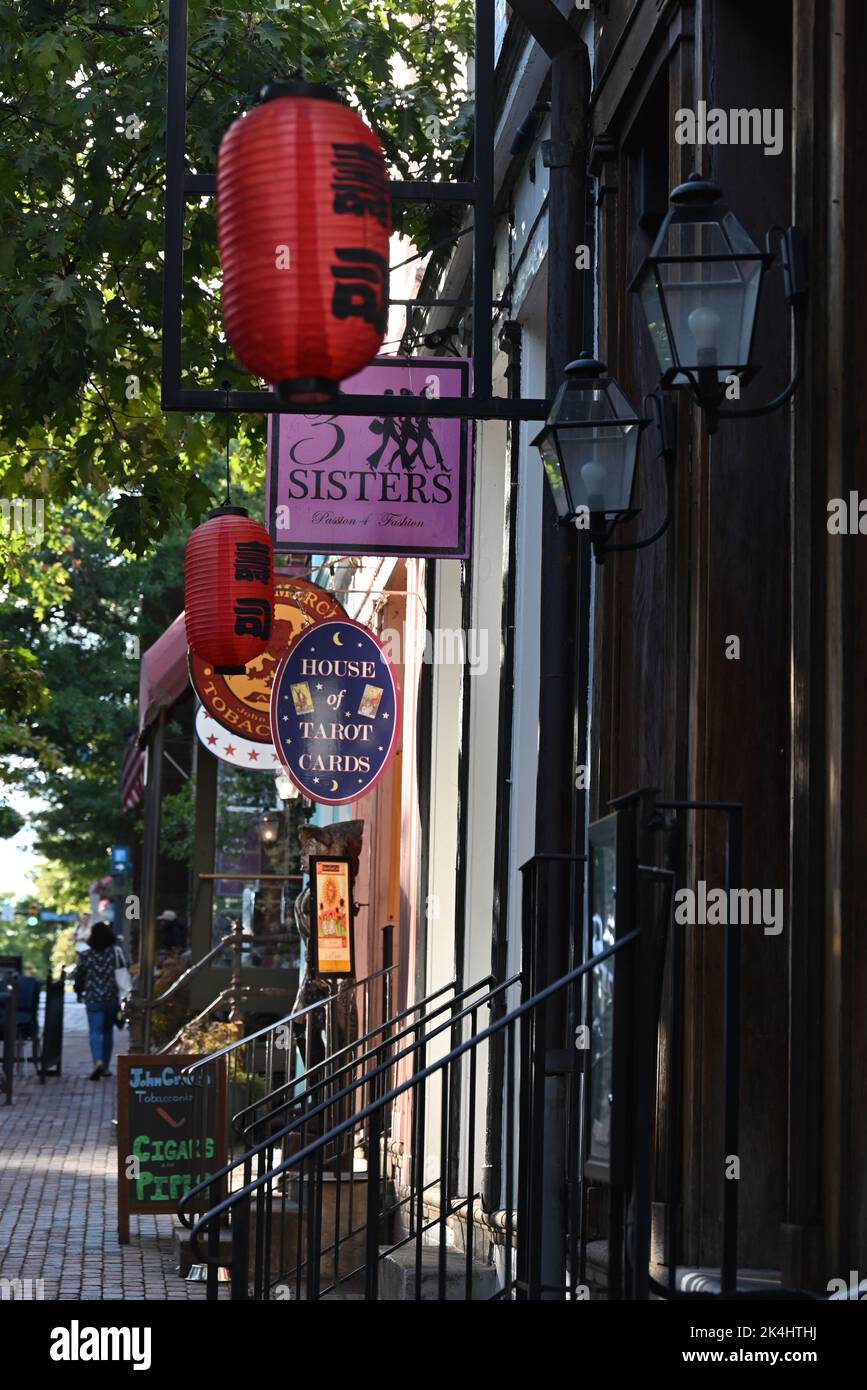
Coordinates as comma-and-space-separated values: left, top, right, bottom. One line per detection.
85, 1002, 116, 1068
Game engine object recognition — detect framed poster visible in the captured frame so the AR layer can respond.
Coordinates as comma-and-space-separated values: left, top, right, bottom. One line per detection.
585, 813, 618, 1183
308, 856, 354, 978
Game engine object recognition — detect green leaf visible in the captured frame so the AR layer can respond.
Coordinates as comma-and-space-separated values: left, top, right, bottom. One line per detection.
80, 292, 104, 338
44, 273, 76, 303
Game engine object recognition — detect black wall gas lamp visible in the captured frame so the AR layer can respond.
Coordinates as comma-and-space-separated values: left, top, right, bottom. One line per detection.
533, 353, 677, 562
630, 173, 807, 433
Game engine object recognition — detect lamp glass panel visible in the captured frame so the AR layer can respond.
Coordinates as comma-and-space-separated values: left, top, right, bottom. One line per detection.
654, 214, 763, 382
558, 424, 639, 514
657, 261, 762, 381
555, 382, 631, 426
536, 432, 571, 519
638, 271, 675, 378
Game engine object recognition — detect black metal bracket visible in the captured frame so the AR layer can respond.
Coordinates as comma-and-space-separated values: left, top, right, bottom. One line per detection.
541, 138, 580, 169
160, 0, 550, 423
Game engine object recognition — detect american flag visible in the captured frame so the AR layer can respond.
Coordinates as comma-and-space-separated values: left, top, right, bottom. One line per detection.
120, 736, 145, 812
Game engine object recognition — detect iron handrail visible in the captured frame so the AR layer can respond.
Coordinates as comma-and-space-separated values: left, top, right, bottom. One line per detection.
180, 964, 396, 1076
232, 973, 495, 1142
139, 929, 304, 1012
186, 956, 578, 1262
155, 987, 236, 1055
179, 972, 517, 1231
231, 972, 505, 1169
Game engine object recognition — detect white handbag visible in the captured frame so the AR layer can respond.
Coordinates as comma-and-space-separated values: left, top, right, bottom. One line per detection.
114, 946, 132, 1001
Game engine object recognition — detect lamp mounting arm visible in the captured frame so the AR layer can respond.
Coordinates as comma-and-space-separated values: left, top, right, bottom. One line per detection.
714, 299, 805, 425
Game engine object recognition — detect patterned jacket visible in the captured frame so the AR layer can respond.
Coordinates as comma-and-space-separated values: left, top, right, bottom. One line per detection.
75, 945, 125, 1005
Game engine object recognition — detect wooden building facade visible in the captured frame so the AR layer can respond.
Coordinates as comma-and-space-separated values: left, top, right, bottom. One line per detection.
586, 0, 865, 1287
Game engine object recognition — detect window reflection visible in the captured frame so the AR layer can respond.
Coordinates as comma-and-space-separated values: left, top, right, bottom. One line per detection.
211, 760, 303, 970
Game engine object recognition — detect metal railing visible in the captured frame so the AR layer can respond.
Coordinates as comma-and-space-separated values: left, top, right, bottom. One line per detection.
181, 790, 808, 1301
176, 973, 499, 1223
177, 972, 499, 1218
229, 974, 493, 1150
184, 941, 652, 1300
131, 923, 304, 1053
181, 970, 517, 1298
174, 963, 398, 1228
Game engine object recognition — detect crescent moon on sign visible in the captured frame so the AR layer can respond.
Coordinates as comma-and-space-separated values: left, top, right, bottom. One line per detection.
330, 779, 339, 791
333, 631, 343, 647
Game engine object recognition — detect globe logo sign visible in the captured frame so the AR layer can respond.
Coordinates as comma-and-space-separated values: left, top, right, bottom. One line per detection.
270, 619, 401, 805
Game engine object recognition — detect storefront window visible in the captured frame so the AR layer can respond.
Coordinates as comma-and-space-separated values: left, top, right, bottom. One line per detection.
211, 760, 304, 971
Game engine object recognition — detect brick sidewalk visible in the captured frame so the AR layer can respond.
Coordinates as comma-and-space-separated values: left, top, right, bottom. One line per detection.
0, 994, 223, 1301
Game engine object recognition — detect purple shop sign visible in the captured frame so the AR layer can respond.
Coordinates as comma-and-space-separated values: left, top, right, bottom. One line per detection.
266, 357, 473, 559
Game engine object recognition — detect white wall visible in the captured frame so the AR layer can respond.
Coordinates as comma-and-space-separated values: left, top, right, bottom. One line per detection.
424, 557, 464, 1000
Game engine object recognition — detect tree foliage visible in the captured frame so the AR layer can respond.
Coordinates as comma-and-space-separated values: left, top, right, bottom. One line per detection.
0, 0, 473, 559
0, 0, 473, 899
0, 489, 185, 893
0, 896, 57, 975
0, 456, 267, 898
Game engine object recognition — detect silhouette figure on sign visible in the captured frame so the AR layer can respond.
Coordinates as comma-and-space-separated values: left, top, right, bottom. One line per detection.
366, 390, 447, 474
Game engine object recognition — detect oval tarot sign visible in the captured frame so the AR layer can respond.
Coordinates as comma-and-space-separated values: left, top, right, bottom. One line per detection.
270, 619, 401, 805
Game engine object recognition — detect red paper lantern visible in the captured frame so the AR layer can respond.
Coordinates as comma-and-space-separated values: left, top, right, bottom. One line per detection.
217, 80, 392, 404
184, 506, 274, 674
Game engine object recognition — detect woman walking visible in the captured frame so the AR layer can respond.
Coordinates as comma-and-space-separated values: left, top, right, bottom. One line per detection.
74, 919, 128, 1080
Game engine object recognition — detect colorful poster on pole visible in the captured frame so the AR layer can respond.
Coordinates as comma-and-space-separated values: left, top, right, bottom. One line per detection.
309, 856, 354, 977
270, 618, 400, 805
266, 356, 472, 558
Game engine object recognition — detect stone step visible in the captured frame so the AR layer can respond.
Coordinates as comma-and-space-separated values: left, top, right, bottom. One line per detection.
377, 1245, 499, 1301
172, 1216, 232, 1277
249, 1177, 380, 1287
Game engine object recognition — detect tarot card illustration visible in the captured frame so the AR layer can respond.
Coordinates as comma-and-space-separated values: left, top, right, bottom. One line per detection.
291, 681, 314, 715
358, 684, 384, 719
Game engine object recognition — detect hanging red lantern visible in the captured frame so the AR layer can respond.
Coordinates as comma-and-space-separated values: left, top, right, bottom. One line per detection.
217, 80, 392, 405
184, 506, 274, 675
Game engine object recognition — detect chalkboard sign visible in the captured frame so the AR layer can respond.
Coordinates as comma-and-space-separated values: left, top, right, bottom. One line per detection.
116, 1054, 227, 1243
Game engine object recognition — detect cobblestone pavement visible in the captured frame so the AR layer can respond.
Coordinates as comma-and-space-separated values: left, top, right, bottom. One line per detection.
0, 994, 222, 1301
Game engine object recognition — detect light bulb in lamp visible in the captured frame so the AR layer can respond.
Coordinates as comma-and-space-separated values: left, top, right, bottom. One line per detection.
688, 306, 721, 367
581, 459, 608, 512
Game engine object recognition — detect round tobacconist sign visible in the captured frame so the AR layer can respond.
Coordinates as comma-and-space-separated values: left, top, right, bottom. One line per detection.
270, 618, 401, 805
195, 707, 280, 771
